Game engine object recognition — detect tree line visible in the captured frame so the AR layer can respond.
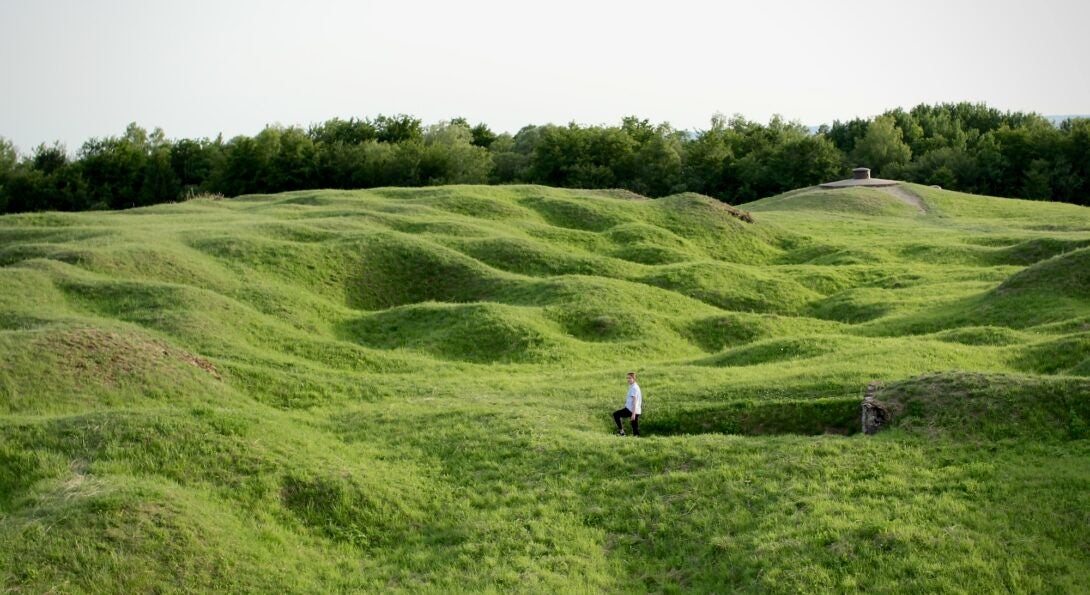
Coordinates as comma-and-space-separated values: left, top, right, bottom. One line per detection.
1, 103, 1087, 214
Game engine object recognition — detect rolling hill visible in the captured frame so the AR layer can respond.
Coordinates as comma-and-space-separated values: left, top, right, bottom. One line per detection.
2, 183, 1089, 592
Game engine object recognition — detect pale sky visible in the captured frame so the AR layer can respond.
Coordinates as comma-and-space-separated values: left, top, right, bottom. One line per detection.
1, 0, 1088, 153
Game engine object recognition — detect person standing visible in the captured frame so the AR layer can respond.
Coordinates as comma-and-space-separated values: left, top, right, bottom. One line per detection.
613, 372, 642, 436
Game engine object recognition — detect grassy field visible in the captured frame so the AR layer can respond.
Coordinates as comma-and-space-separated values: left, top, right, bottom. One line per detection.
1, 183, 1089, 592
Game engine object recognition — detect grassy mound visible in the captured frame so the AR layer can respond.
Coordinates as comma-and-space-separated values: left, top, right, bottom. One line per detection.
2, 477, 302, 592
647, 193, 776, 263
3, 183, 1090, 591
380, 186, 545, 221
683, 312, 845, 352
1014, 334, 1090, 376
605, 223, 700, 264
0, 406, 436, 591
452, 235, 615, 277
933, 248, 1090, 330
911, 184, 1090, 227
993, 237, 1090, 265
342, 302, 574, 363
347, 233, 503, 310
0, 325, 226, 414
641, 262, 819, 314
872, 372, 1090, 440
746, 186, 922, 217
806, 288, 895, 323
699, 336, 839, 367
996, 246, 1090, 298
520, 194, 634, 232
932, 326, 1027, 346
545, 302, 650, 343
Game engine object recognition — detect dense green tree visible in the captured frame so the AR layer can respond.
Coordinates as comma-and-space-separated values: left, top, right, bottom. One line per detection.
991, 120, 1065, 199
307, 117, 377, 145
139, 147, 181, 206
314, 140, 363, 189
682, 114, 736, 198
3, 170, 50, 213
773, 135, 846, 191
850, 115, 912, 176
170, 137, 219, 191
315, 139, 397, 189
909, 106, 968, 153
32, 143, 70, 175
357, 141, 399, 187
374, 114, 423, 143
79, 124, 154, 208
884, 108, 924, 150
388, 140, 425, 186
213, 136, 266, 196
0, 137, 18, 177
470, 123, 497, 149
629, 128, 683, 196
1060, 119, 1090, 204
531, 124, 640, 189
1022, 158, 1054, 200
823, 118, 869, 154
971, 133, 1007, 196
621, 116, 656, 144
447, 117, 497, 148
420, 121, 492, 184
529, 125, 582, 186
0, 138, 16, 212
5, 106, 1089, 213
893, 146, 976, 190
4, 144, 87, 212
487, 134, 523, 183
268, 127, 317, 191
1048, 158, 1082, 203
488, 126, 544, 183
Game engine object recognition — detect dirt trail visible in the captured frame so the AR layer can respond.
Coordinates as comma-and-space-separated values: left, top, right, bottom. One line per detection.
878, 186, 927, 213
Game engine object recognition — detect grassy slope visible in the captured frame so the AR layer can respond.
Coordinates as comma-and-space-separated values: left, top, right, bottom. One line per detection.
1, 183, 1089, 592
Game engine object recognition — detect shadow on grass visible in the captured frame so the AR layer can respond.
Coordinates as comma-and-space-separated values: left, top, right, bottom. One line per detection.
642, 397, 860, 437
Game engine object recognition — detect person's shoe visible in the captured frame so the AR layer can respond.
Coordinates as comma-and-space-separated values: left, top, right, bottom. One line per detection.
618, 429, 626, 436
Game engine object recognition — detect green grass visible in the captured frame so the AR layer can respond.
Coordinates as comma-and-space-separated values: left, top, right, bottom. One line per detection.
2, 183, 1090, 592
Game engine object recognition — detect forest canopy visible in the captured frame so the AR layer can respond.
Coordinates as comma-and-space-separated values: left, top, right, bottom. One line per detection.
1, 103, 1087, 213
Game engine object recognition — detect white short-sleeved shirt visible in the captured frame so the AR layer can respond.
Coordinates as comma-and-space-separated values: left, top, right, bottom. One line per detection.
625, 383, 642, 415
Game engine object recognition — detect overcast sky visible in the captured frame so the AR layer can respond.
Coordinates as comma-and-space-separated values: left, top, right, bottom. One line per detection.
1, 0, 1088, 152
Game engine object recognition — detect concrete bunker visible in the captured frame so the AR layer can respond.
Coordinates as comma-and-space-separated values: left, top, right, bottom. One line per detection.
820, 167, 900, 188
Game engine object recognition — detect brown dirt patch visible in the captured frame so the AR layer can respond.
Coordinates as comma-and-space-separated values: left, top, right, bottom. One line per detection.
44, 327, 221, 384
717, 202, 756, 224
876, 186, 927, 213
693, 198, 755, 223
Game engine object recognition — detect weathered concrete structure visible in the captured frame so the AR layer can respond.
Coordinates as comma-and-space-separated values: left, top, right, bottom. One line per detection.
821, 167, 900, 188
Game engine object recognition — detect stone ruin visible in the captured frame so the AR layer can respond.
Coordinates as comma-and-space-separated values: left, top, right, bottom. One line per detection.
861, 381, 891, 435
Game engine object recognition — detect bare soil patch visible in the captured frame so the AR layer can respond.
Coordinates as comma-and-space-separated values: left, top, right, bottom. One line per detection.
46, 328, 221, 383
877, 186, 927, 213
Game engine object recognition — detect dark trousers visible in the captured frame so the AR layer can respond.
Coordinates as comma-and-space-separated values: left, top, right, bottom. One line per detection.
613, 408, 639, 435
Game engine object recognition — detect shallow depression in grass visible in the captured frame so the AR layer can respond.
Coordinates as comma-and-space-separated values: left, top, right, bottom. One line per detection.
3, 184, 1090, 591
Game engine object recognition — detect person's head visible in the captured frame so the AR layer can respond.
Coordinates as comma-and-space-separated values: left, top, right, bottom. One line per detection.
626, 372, 637, 385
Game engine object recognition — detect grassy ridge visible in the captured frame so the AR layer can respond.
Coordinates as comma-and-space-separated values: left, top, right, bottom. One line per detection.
2, 183, 1090, 591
